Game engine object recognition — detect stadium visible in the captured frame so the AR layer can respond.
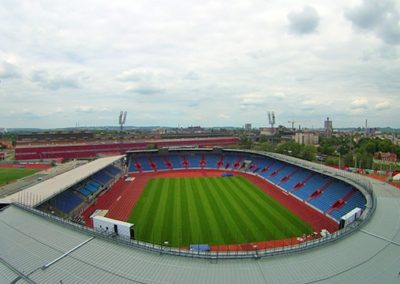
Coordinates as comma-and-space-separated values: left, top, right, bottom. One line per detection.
0, 147, 399, 283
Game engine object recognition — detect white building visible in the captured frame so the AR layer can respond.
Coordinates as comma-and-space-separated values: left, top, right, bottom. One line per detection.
294, 132, 319, 145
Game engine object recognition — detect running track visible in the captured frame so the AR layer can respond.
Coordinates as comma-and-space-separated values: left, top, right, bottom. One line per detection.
81, 169, 338, 249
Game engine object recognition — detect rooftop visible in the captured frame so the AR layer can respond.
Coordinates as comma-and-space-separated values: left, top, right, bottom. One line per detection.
0, 177, 399, 283
4, 155, 124, 207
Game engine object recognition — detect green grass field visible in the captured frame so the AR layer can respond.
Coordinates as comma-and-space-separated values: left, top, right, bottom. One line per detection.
128, 176, 313, 247
0, 168, 39, 186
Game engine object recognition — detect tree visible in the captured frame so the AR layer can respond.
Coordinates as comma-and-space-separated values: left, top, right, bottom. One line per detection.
301, 145, 317, 161
276, 141, 303, 158
239, 136, 253, 149
252, 142, 273, 152
319, 144, 335, 156
326, 156, 339, 166
343, 152, 354, 167
258, 135, 268, 143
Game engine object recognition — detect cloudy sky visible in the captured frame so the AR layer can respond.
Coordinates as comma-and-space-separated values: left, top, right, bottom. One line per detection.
0, 0, 399, 129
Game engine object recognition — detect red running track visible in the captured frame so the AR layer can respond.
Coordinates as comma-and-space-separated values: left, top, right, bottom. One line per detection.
0, 164, 52, 170
81, 169, 338, 250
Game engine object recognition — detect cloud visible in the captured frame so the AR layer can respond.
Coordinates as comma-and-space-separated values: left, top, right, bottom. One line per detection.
375, 101, 391, 110
75, 105, 95, 113
0, 1, 399, 128
351, 98, 368, 109
0, 60, 20, 79
183, 71, 200, 80
128, 85, 163, 95
271, 92, 286, 99
117, 69, 155, 82
287, 6, 320, 35
31, 70, 80, 90
218, 113, 230, 119
239, 93, 266, 106
349, 98, 369, 114
346, 0, 400, 45
362, 45, 399, 60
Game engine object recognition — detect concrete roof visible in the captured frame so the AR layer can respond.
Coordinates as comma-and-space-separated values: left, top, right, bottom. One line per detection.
5, 155, 124, 207
0, 178, 399, 284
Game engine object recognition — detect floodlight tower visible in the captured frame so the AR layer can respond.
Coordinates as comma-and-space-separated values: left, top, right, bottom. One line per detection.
118, 111, 127, 154
268, 111, 275, 133
119, 111, 127, 133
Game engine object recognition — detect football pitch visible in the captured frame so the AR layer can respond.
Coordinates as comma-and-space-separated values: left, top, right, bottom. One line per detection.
128, 176, 313, 247
0, 168, 39, 186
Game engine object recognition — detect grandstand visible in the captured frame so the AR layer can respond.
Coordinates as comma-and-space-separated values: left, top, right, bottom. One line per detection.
0, 149, 399, 283
4, 156, 124, 215
14, 137, 239, 160
126, 150, 367, 223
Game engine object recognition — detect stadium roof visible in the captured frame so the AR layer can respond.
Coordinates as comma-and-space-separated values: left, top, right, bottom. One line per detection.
4, 155, 124, 207
0, 178, 399, 283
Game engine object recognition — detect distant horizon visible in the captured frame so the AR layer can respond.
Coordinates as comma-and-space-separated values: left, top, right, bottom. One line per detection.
1, 1, 399, 128
2, 124, 399, 132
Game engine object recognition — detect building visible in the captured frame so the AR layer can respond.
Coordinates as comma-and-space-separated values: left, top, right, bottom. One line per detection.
259, 127, 274, 136
324, 117, 333, 137
374, 152, 397, 163
294, 132, 319, 145
0, 139, 13, 149
244, 123, 252, 131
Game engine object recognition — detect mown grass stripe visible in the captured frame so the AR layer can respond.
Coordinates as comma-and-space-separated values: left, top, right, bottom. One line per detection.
230, 177, 312, 236
232, 177, 300, 237
190, 178, 221, 244
196, 178, 233, 244
129, 178, 163, 241
179, 178, 192, 245
200, 178, 247, 244
223, 177, 286, 239
128, 176, 313, 246
224, 177, 289, 238
151, 178, 171, 243
211, 177, 275, 241
237, 176, 312, 234
184, 178, 206, 245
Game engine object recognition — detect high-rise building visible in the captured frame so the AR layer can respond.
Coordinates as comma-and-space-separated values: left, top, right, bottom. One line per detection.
324, 117, 333, 137
244, 123, 252, 131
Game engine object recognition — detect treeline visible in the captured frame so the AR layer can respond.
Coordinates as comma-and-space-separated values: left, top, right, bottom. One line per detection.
237, 135, 400, 170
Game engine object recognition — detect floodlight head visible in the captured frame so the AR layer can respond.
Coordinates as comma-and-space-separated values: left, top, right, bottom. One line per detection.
119, 111, 123, 125
122, 111, 127, 125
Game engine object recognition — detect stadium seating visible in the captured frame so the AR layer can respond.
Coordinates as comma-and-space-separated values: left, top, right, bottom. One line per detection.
135, 157, 152, 172
168, 155, 184, 169
92, 170, 113, 185
186, 154, 203, 168
204, 154, 222, 169
152, 156, 169, 171
49, 191, 83, 214
291, 175, 330, 200
127, 152, 367, 221
106, 165, 122, 176
79, 187, 91, 197
329, 190, 366, 221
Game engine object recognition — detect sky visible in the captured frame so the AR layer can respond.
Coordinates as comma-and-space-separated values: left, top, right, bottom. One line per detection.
0, 0, 399, 129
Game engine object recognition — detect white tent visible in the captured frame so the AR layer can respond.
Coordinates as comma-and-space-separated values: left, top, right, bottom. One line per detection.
392, 173, 400, 181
